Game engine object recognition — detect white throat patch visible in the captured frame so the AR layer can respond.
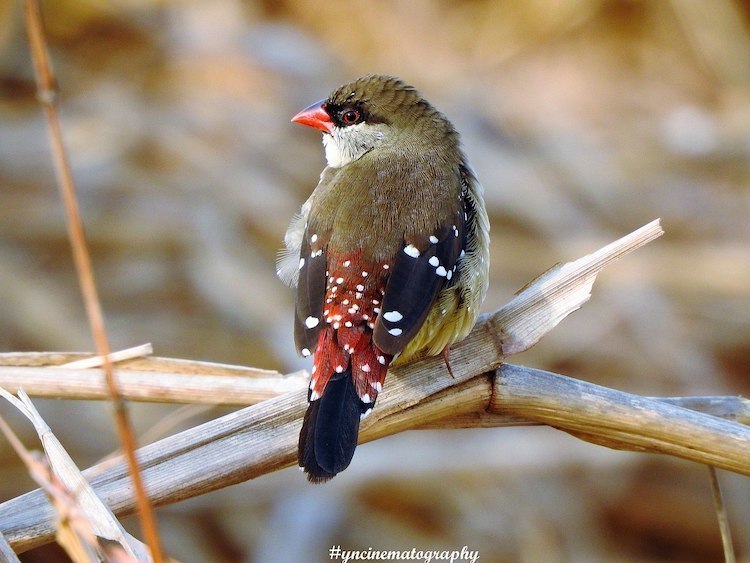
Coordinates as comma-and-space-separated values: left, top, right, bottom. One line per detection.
322, 123, 383, 168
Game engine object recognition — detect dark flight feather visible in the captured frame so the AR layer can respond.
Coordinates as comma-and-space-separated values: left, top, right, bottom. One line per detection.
374, 208, 465, 355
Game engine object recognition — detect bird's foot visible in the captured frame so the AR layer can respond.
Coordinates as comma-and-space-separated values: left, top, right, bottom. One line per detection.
441, 346, 455, 379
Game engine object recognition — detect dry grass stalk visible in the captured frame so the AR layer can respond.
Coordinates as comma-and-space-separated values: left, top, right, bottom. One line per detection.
23, 1, 164, 558
11, 221, 743, 555
0, 347, 307, 405
0, 530, 19, 563
59, 344, 154, 370
0, 391, 147, 561
0, 365, 307, 405
707, 466, 736, 563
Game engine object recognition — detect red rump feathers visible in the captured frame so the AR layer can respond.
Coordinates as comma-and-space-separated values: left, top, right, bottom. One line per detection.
298, 252, 394, 482
307, 253, 393, 407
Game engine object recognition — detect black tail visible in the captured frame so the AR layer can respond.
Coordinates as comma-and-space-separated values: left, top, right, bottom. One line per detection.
298, 368, 367, 483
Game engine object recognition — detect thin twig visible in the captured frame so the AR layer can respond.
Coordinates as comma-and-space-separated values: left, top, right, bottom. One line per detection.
0, 529, 19, 563
1, 360, 749, 553
60, 343, 154, 369
0, 362, 746, 426
707, 466, 736, 563
22, 2, 163, 560
0, 364, 307, 404
0, 390, 149, 561
0, 220, 673, 553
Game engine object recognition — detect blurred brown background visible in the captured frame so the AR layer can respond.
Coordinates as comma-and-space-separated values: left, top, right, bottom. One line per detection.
1, 0, 749, 561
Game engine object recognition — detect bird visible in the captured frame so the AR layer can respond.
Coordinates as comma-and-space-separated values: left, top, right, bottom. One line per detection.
277, 75, 490, 482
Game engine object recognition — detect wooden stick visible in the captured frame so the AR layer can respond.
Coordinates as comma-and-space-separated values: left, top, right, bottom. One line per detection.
23, 1, 164, 558
0, 366, 307, 405
491, 364, 750, 473
2, 359, 748, 554
0, 220, 670, 552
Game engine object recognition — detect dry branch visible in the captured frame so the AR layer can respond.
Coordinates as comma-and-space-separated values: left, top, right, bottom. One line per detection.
6, 220, 722, 555
492, 364, 750, 472
0, 531, 19, 563
0, 390, 150, 561
0, 365, 307, 405
2, 358, 749, 553
23, 0, 163, 558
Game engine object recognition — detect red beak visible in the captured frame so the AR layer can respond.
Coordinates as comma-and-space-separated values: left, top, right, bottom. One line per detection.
291, 100, 333, 134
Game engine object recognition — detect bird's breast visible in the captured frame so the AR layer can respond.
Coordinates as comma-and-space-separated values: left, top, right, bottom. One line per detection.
312, 152, 463, 262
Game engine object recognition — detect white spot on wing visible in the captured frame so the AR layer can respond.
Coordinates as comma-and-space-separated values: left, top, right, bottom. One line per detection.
388, 328, 403, 336
404, 244, 420, 258
429, 235, 439, 244
305, 316, 319, 328
429, 256, 439, 267
299, 258, 305, 270
301, 348, 311, 357
383, 310, 403, 322
436, 266, 447, 277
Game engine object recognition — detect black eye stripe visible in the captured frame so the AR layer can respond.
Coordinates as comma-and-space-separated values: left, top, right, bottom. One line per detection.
326, 102, 368, 127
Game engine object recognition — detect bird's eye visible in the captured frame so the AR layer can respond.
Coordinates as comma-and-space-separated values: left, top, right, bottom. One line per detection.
341, 109, 360, 125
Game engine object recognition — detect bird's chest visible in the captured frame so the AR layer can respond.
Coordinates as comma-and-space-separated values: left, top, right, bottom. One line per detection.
310, 160, 459, 262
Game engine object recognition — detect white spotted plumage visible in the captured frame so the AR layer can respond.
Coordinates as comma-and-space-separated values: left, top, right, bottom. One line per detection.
404, 244, 420, 258
382, 310, 403, 322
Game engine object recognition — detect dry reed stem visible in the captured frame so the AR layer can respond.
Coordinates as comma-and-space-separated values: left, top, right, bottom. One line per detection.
0, 365, 307, 405
60, 344, 154, 370
8, 220, 746, 557
22, 1, 163, 559
0, 390, 150, 561
708, 466, 736, 563
0, 530, 19, 563
2, 359, 748, 553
